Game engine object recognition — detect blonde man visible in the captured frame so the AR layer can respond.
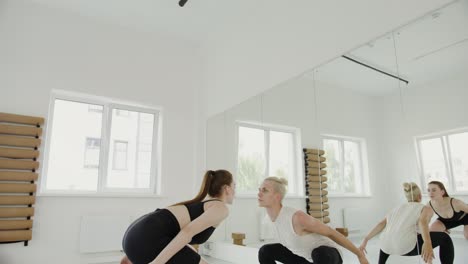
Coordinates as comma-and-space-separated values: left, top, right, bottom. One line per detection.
257, 177, 369, 264
359, 182, 454, 264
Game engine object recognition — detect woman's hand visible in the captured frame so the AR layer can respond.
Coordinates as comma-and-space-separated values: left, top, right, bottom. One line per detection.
357, 252, 369, 264
358, 239, 368, 254
421, 242, 434, 264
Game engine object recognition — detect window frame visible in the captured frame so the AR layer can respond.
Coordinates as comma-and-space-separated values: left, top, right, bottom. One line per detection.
321, 134, 371, 197
40, 90, 162, 196
415, 127, 468, 195
235, 121, 304, 197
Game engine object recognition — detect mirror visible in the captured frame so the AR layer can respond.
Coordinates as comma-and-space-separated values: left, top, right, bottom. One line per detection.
205, 1, 468, 263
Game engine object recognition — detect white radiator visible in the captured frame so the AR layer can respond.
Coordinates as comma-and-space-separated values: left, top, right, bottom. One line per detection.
79, 214, 133, 254
342, 208, 365, 235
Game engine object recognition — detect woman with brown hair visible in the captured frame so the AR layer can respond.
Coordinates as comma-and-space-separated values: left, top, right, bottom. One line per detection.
427, 181, 468, 239
120, 169, 235, 264
360, 182, 454, 264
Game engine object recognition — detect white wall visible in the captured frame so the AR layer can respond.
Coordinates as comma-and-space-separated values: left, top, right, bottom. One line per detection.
200, 0, 453, 119
0, 1, 203, 263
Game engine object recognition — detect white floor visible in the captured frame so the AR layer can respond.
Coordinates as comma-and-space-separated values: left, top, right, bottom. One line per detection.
203, 237, 468, 264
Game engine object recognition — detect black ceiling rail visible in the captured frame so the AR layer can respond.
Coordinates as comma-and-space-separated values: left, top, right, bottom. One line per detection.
342, 55, 409, 84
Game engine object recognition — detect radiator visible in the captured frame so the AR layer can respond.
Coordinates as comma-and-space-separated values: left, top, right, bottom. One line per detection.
342, 208, 365, 235
79, 215, 133, 254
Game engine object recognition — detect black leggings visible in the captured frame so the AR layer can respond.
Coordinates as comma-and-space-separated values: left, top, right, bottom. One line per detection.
258, 243, 342, 264
378, 232, 454, 264
122, 209, 201, 264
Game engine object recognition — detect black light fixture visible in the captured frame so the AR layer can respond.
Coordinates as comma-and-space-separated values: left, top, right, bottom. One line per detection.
179, 0, 189, 7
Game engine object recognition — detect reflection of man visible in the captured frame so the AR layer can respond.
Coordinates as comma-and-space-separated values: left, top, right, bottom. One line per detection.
257, 177, 369, 264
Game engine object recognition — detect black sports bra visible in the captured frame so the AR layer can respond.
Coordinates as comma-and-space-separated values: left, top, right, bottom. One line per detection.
184, 199, 220, 244
429, 198, 465, 222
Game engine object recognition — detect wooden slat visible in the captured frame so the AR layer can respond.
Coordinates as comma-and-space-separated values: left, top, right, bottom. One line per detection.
303, 149, 325, 155
307, 162, 327, 169
307, 182, 328, 189
0, 196, 36, 205
0, 171, 38, 181
308, 189, 328, 196
0, 230, 32, 242
0, 207, 34, 217
0, 159, 39, 170
317, 216, 330, 224
306, 169, 327, 176
305, 155, 326, 162
0, 124, 42, 137
308, 197, 328, 203
0, 112, 44, 126
0, 183, 37, 193
0, 220, 33, 230
0, 147, 39, 159
308, 204, 329, 210
0, 135, 41, 148
309, 211, 329, 218
307, 176, 327, 183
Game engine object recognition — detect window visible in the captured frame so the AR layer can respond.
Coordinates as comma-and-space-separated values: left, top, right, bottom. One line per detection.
42, 90, 161, 195
322, 135, 369, 195
236, 122, 302, 195
416, 129, 468, 193
84, 137, 101, 169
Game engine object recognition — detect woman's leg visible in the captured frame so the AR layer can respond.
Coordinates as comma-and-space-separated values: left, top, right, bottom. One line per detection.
378, 250, 390, 264
120, 255, 132, 264
258, 243, 311, 264
430, 219, 447, 232
405, 233, 454, 264
311, 246, 342, 264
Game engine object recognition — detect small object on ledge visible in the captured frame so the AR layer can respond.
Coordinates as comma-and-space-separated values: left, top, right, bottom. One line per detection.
192, 244, 199, 252
335, 227, 349, 237
232, 232, 246, 246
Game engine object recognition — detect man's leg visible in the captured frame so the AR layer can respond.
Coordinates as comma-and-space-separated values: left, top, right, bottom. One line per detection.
378, 250, 390, 264
258, 243, 311, 264
311, 246, 342, 264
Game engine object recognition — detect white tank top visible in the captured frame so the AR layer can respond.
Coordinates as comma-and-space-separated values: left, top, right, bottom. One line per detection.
380, 202, 425, 255
270, 206, 342, 261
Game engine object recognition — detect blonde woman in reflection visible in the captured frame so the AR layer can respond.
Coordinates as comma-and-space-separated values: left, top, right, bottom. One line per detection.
257, 177, 369, 264
427, 181, 468, 239
359, 182, 454, 264
120, 170, 235, 264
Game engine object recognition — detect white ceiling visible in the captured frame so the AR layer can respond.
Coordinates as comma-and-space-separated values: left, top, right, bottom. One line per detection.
27, 0, 264, 44
312, 0, 468, 97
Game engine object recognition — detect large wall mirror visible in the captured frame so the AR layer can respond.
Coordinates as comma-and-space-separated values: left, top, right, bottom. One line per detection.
205, 1, 467, 263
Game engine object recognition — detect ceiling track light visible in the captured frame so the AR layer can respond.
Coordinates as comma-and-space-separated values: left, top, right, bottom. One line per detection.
179, 0, 189, 7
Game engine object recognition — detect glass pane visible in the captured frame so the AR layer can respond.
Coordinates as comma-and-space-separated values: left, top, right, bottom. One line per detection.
112, 141, 128, 170
419, 137, 449, 186
46, 99, 102, 191
107, 109, 155, 189
269, 131, 294, 193
448, 132, 468, 192
237, 126, 265, 193
343, 140, 362, 193
323, 139, 342, 192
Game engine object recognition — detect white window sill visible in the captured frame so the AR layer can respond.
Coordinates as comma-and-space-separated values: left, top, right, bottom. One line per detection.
37, 192, 165, 198
235, 194, 307, 199
328, 194, 373, 198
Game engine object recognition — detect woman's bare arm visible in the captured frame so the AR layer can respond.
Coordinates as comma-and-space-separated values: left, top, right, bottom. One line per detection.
150, 202, 229, 264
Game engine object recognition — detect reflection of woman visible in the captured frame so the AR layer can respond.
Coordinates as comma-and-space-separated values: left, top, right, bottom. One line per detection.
427, 181, 468, 239
359, 182, 454, 264
120, 170, 235, 264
